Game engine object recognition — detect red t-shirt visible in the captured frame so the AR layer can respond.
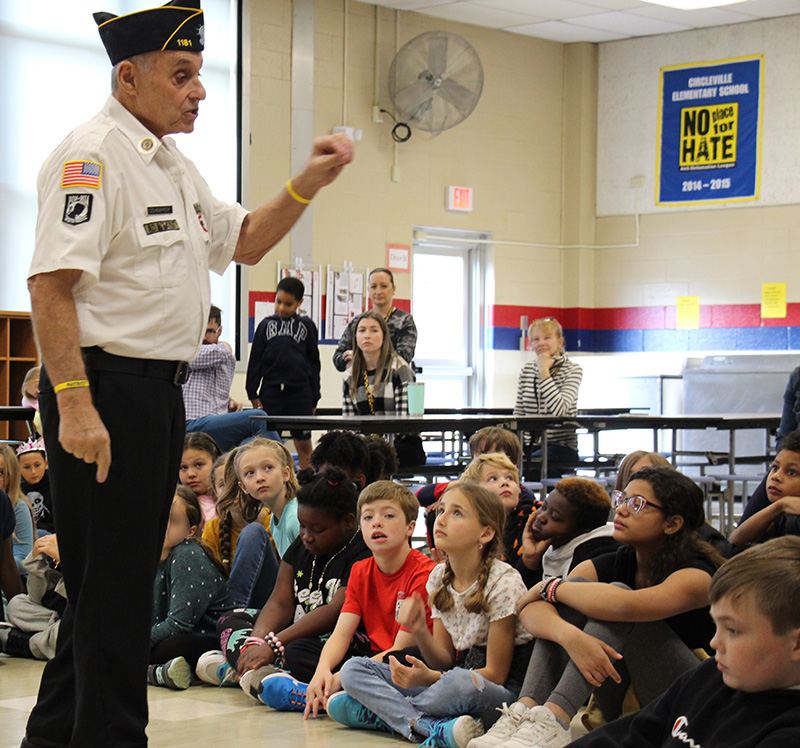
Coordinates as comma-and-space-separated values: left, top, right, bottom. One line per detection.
341, 548, 436, 653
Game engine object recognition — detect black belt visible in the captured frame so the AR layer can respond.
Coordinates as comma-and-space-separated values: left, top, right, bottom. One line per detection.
82, 347, 189, 386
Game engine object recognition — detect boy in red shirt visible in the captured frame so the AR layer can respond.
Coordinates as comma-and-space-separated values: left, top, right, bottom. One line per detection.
259, 481, 435, 713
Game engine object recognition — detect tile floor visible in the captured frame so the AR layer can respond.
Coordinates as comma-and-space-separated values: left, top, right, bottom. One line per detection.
1, 655, 587, 747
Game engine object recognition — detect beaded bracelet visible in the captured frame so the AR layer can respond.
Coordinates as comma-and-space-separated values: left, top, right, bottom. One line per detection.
540, 577, 563, 604
266, 632, 286, 667
546, 578, 564, 604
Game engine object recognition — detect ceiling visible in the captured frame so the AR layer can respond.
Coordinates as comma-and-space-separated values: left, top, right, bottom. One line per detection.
368, 0, 800, 43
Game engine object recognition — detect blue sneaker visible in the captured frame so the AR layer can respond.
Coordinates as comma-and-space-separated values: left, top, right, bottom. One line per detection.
415, 716, 484, 748
326, 691, 394, 733
258, 672, 308, 711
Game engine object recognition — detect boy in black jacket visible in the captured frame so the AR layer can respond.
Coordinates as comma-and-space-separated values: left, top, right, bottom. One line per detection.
567, 536, 800, 748
247, 277, 320, 469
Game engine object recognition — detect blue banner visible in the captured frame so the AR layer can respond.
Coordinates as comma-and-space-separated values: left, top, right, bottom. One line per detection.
657, 56, 763, 206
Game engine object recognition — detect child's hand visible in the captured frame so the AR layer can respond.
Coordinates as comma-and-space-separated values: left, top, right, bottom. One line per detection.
343, 350, 354, 366
779, 496, 800, 515
236, 643, 274, 674
564, 629, 622, 688
34, 534, 60, 563
388, 655, 439, 688
396, 593, 427, 634
521, 512, 550, 569
517, 582, 544, 614
304, 670, 336, 719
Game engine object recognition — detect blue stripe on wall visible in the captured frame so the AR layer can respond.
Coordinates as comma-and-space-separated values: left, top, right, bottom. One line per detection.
493, 325, 800, 353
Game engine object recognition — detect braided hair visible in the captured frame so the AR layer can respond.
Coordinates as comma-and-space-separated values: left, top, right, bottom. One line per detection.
430, 481, 506, 615
213, 449, 243, 575
297, 466, 359, 520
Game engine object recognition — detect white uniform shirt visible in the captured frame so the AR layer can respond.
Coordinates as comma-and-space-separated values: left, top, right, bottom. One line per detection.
29, 96, 247, 362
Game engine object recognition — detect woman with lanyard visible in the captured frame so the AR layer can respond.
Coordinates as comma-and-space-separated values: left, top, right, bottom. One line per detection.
514, 317, 583, 480
333, 268, 418, 372
341, 311, 423, 466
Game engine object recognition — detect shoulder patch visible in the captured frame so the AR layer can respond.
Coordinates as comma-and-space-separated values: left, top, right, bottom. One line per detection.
62, 194, 93, 225
61, 160, 102, 189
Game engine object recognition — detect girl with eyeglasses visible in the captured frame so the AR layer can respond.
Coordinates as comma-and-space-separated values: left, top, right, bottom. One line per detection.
470, 466, 724, 748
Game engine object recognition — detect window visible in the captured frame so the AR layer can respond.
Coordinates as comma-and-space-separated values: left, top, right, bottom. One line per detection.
0, 0, 240, 349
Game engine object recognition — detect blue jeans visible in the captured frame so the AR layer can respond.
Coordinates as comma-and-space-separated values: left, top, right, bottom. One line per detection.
339, 658, 516, 739
185, 409, 280, 451
227, 524, 280, 609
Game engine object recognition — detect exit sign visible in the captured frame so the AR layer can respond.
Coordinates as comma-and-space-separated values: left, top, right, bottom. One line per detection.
446, 186, 473, 212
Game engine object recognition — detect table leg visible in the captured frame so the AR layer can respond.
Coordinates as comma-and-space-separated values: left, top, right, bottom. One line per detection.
540, 430, 549, 479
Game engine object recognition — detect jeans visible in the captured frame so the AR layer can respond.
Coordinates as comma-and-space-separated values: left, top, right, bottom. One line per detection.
185, 409, 280, 452
227, 524, 280, 609
519, 580, 702, 721
339, 658, 517, 739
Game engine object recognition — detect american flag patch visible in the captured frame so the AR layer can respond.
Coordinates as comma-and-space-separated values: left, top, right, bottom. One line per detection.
61, 161, 103, 189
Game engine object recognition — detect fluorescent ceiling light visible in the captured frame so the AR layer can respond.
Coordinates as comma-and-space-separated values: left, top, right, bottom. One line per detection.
641, 0, 747, 9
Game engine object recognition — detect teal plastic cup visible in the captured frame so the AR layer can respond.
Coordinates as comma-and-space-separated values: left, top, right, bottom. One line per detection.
407, 382, 425, 416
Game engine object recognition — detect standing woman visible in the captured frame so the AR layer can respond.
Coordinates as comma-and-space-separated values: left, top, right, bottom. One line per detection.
333, 268, 417, 372
513, 317, 582, 479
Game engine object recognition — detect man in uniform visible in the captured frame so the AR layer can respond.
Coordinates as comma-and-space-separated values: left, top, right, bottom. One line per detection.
21, 2, 353, 747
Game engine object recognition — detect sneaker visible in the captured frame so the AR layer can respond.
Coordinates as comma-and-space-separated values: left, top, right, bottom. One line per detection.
416, 716, 484, 748
239, 664, 282, 701
326, 691, 393, 733
258, 672, 308, 711
467, 702, 529, 748
147, 656, 192, 690
195, 650, 237, 687
502, 706, 571, 748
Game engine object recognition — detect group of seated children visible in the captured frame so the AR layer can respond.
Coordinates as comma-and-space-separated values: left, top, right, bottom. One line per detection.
4, 425, 800, 748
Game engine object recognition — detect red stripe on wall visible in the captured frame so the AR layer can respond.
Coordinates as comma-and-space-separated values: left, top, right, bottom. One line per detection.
492, 303, 800, 331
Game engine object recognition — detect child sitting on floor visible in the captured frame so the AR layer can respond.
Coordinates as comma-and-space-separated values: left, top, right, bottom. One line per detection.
296, 481, 436, 717
730, 430, 800, 548
196, 467, 372, 700
516, 477, 617, 587
471, 466, 724, 748
17, 438, 53, 534
310, 430, 372, 489
148, 486, 234, 690
179, 432, 222, 527
201, 450, 272, 578
1, 534, 64, 660
569, 535, 800, 747
461, 453, 539, 566
328, 482, 534, 748
0, 445, 36, 576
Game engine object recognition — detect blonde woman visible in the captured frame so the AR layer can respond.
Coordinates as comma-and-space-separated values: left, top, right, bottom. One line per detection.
513, 317, 582, 479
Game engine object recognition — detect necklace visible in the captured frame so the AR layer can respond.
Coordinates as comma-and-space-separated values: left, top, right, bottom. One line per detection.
305, 530, 361, 602
364, 371, 375, 414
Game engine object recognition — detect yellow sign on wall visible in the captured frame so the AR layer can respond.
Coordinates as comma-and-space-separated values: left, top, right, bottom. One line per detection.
676, 296, 700, 330
761, 283, 787, 319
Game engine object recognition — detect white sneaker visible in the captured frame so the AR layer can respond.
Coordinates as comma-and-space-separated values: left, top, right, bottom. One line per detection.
503, 706, 572, 748
195, 650, 237, 687
467, 702, 529, 748
238, 664, 282, 701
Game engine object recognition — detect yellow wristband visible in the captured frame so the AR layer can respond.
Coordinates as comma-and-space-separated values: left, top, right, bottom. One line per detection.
285, 179, 311, 205
54, 379, 90, 394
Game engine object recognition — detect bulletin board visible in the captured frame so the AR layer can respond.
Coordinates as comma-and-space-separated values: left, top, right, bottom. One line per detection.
326, 263, 367, 340
252, 262, 322, 331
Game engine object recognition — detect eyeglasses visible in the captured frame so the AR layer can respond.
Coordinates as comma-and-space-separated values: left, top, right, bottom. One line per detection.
611, 490, 665, 514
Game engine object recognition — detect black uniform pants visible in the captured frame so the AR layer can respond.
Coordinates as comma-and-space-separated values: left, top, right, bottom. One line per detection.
25, 365, 185, 748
